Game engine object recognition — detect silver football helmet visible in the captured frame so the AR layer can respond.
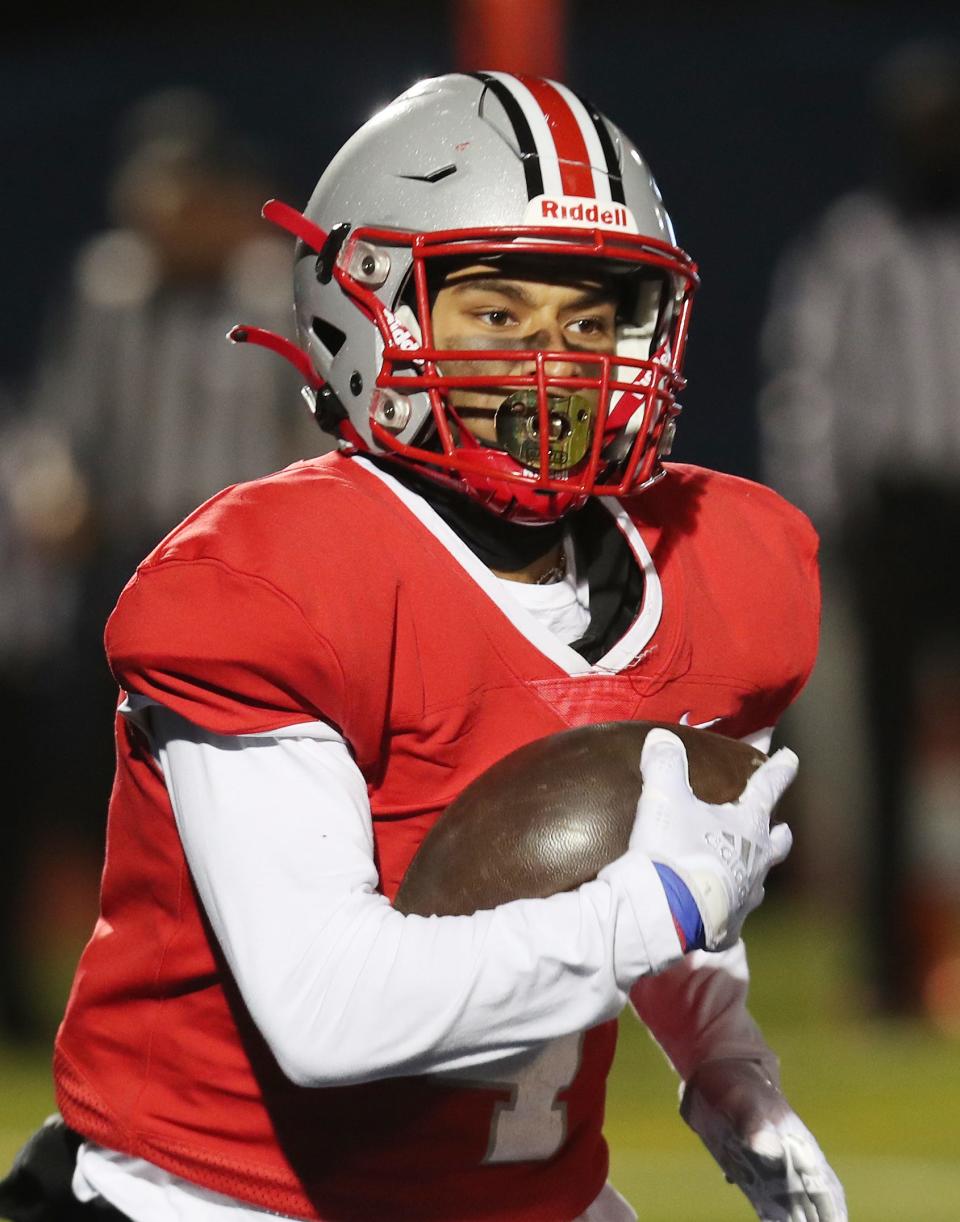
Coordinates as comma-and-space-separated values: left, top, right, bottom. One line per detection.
234, 72, 698, 522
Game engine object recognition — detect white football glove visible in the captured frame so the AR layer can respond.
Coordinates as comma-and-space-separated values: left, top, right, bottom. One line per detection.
630, 728, 796, 950
681, 1058, 848, 1221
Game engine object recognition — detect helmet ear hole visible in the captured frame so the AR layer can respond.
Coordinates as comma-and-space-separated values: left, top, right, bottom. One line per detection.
311, 316, 347, 358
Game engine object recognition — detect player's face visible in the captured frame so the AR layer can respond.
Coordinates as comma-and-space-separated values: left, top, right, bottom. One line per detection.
429, 263, 619, 447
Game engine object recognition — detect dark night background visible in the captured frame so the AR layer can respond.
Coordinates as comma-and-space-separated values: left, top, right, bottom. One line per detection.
2, 2, 960, 474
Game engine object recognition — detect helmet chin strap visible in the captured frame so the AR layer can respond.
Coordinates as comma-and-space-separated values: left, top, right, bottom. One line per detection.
227, 324, 320, 386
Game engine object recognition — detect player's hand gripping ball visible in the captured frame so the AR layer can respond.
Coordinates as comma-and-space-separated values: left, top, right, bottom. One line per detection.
394, 720, 786, 932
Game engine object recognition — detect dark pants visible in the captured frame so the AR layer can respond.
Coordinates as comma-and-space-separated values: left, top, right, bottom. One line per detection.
846, 478, 960, 1012
0, 669, 36, 1041
0, 1117, 130, 1221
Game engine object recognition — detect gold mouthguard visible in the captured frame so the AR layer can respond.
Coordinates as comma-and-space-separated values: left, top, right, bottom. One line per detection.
494, 390, 592, 473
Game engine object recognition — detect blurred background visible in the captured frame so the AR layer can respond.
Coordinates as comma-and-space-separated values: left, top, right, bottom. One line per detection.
3, 2, 960, 1217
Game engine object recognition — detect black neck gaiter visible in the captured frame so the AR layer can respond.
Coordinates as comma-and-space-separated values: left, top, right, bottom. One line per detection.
369, 458, 564, 571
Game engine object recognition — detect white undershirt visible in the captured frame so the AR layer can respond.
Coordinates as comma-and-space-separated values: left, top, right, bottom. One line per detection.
74, 546, 766, 1221
502, 535, 592, 643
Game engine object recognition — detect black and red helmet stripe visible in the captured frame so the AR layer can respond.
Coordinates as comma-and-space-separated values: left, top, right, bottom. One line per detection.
471, 71, 545, 199
572, 91, 627, 205
471, 71, 625, 205
513, 74, 596, 197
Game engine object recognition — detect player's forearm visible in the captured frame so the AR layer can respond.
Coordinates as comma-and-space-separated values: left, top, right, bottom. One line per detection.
629, 941, 779, 1083
152, 708, 683, 1088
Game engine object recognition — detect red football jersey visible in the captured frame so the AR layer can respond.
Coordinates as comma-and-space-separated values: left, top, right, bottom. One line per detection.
54, 454, 819, 1221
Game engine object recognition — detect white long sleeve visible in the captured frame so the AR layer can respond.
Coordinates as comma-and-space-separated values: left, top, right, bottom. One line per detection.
629, 941, 779, 1086
151, 706, 682, 1088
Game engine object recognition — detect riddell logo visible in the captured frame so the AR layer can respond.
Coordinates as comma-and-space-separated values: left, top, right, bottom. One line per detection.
524, 195, 640, 234
383, 308, 420, 353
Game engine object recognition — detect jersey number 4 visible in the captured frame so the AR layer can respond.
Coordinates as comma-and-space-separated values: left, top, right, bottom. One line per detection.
432, 1032, 584, 1163
482, 1032, 584, 1163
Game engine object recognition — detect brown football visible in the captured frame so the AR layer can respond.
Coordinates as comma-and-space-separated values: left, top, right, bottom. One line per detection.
393, 720, 766, 918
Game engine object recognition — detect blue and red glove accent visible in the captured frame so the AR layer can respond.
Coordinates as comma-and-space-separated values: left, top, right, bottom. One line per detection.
654, 862, 706, 951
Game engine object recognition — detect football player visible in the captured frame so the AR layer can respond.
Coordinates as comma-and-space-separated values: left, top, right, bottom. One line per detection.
4, 74, 846, 1221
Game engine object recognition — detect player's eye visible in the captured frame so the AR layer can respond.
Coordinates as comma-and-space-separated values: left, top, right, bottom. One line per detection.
474, 308, 516, 327
567, 316, 613, 340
